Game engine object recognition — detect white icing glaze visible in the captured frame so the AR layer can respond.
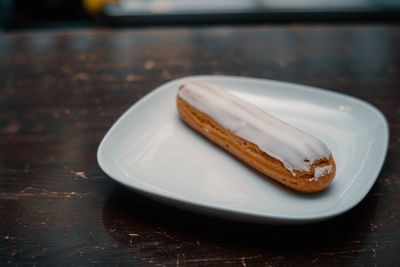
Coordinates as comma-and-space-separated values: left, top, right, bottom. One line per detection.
178, 82, 331, 173
309, 165, 332, 182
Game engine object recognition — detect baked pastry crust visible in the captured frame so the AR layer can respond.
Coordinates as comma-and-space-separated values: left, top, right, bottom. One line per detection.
177, 95, 336, 193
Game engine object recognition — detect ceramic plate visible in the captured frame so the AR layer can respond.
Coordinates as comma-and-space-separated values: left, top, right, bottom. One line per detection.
97, 75, 389, 224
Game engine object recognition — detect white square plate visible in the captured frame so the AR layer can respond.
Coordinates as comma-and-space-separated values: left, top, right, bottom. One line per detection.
97, 75, 389, 224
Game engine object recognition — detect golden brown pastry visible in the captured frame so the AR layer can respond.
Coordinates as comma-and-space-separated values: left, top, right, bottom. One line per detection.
177, 82, 336, 193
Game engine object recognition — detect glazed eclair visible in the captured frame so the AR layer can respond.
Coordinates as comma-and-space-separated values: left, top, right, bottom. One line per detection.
177, 82, 336, 193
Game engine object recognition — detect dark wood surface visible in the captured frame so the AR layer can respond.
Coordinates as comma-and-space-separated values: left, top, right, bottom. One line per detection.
1, 24, 399, 266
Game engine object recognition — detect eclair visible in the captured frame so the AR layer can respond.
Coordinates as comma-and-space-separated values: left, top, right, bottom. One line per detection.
177, 82, 336, 193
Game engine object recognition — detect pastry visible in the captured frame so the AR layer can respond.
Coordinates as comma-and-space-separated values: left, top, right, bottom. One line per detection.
177, 82, 336, 193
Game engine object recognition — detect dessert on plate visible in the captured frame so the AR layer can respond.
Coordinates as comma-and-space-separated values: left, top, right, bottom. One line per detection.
177, 82, 336, 193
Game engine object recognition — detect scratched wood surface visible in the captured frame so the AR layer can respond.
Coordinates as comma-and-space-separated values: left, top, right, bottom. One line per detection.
0, 24, 399, 266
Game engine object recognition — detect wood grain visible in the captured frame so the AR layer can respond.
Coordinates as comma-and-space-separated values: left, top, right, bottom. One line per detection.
0, 24, 399, 266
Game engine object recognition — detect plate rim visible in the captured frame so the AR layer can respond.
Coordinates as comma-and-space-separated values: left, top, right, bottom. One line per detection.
97, 75, 389, 224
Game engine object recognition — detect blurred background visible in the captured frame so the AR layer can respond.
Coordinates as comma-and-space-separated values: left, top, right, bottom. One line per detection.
1, 0, 400, 31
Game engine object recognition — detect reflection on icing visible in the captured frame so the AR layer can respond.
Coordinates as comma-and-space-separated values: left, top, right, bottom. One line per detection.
309, 165, 332, 182
178, 82, 331, 173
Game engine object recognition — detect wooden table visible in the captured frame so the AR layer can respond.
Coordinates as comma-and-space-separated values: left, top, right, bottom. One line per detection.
1, 24, 399, 266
